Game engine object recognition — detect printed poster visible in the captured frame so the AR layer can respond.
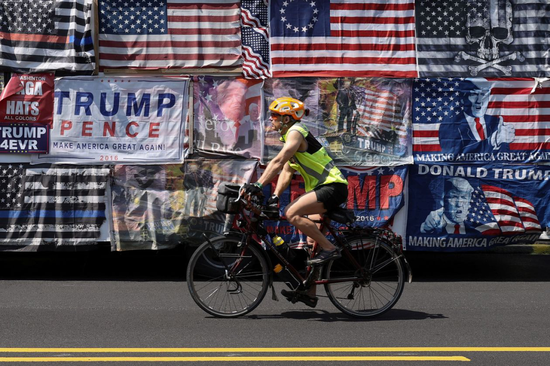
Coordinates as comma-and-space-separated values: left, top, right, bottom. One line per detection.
263, 77, 413, 166
413, 78, 550, 164
406, 163, 549, 251
194, 76, 264, 159
0, 73, 54, 125
111, 159, 257, 251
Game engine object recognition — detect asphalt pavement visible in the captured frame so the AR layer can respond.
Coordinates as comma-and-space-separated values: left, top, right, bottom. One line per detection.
1, 243, 550, 365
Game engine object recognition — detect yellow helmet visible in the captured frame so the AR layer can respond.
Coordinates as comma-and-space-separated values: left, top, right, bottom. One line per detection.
269, 97, 307, 120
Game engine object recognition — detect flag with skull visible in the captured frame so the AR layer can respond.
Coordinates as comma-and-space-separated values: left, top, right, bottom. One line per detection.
415, 0, 550, 77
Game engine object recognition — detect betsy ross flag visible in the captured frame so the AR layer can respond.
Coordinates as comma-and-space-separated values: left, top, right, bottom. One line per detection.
0, 164, 109, 250
467, 185, 541, 235
270, 0, 417, 78
0, 0, 95, 74
416, 0, 550, 77
241, 0, 271, 79
98, 0, 242, 70
412, 78, 550, 163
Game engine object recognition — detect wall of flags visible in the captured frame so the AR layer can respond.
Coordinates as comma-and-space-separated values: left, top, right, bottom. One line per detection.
0, 0, 549, 252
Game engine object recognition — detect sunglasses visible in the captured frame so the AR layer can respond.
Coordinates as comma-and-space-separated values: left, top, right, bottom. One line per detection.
270, 113, 282, 118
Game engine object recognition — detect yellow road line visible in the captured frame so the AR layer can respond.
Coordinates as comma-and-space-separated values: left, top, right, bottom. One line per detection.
0, 356, 470, 362
0, 347, 548, 353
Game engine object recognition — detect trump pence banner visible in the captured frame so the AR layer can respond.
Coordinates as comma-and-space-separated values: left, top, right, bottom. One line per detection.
32, 76, 189, 164
406, 163, 550, 251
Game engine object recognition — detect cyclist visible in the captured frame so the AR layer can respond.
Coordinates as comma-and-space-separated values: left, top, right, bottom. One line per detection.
244, 97, 349, 307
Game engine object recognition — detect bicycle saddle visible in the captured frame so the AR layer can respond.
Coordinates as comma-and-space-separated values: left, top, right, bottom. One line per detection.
325, 208, 356, 226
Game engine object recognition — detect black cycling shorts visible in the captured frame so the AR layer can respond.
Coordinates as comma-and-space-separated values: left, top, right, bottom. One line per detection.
313, 183, 348, 211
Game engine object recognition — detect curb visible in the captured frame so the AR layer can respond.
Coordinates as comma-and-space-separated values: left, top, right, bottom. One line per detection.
490, 242, 550, 255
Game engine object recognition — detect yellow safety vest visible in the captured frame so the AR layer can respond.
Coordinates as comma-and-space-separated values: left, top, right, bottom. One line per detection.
281, 123, 348, 192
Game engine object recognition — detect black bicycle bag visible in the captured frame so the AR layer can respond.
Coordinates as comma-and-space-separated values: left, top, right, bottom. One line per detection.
216, 183, 241, 213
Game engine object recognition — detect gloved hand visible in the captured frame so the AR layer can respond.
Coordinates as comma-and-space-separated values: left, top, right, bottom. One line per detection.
243, 182, 263, 196
264, 194, 280, 219
267, 194, 279, 206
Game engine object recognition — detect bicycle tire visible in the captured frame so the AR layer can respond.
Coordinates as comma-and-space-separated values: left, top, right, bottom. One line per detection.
323, 234, 405, 318
187, 236, 270, 318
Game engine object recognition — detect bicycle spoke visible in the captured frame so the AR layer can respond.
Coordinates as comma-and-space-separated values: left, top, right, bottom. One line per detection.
187, 238, 269, 317
323, 236, 405, 318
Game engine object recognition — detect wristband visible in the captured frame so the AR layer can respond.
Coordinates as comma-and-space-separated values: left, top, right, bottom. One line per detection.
254, 182, 263, 189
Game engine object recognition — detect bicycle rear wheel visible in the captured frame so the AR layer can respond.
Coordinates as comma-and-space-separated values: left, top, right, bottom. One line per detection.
187, 236, 269, 318
323, 235, 405, 318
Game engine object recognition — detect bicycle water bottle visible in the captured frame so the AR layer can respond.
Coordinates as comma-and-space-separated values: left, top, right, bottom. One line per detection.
272, 234, 295, 262
273, 263, 301, 290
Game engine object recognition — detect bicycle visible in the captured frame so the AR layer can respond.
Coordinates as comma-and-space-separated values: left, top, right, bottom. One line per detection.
186, 183, 412, 318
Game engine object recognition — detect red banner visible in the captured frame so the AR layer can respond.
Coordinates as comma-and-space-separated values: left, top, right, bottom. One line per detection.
0, 73, 54, 126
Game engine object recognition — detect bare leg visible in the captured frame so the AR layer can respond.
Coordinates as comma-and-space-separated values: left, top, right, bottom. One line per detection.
284, 191, 336, 252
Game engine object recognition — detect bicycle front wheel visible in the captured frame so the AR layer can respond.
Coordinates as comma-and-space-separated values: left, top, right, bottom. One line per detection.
323, 235, 405, 318
187, 236, 269, 318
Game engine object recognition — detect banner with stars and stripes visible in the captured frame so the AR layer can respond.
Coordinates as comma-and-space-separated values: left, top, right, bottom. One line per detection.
98, 0, 242, 70
406, 163, 550, 251
0, 0, 95, 74
416, 0, 550, 77
270, 0, 417, 78
0, 164, 109, 251
413, 77, 550, 164
240, 0, 271, 79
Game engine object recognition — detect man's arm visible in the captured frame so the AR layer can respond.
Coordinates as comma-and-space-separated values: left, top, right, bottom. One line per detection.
257, 130, 303, 188
273, 162, 295, 197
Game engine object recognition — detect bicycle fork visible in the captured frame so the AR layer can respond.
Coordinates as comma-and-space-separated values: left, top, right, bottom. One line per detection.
202, 233, 248, 295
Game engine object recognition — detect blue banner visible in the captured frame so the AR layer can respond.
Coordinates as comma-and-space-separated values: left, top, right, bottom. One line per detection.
262, 165, 408, 248
412, 78, 550, 164
406, 163, 550, 251
0, 123, 49, 153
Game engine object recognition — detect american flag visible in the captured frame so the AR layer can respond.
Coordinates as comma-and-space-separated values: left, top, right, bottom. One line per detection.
241, 0, 271, 79
0, 0, 95, 74
98, 0, 242, 70
270, 0, 417, 78
468, 184, 541, 235
486, 78, 550, 152
0, 164, 109, 250
355, 87, 407, 142
416, 0, 550, 77
412, 78, 465, 153
413, 78, 550, 162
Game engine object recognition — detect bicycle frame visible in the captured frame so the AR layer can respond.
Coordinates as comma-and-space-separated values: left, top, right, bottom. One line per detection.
189, 188, 411, 318
225, 197, 392, 291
